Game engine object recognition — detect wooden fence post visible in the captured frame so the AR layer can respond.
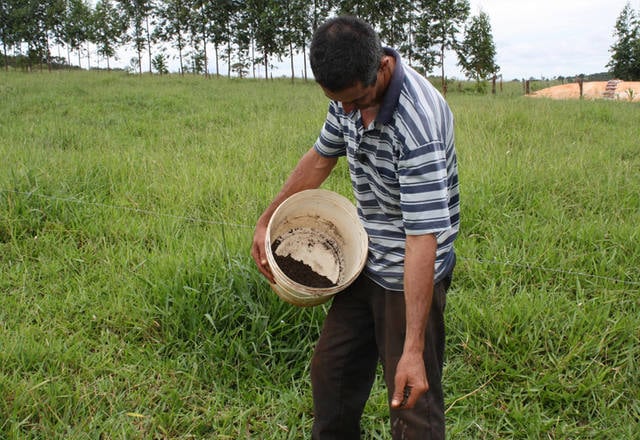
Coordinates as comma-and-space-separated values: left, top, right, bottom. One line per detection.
578, 76, 584, 99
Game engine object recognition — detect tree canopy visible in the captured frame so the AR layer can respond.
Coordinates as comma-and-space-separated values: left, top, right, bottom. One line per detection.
608, 2, 640, 81
458, 11, 499, 84
2, 0, 500, 84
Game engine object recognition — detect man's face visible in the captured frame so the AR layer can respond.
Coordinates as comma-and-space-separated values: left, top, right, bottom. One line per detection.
321, 80, 380, 114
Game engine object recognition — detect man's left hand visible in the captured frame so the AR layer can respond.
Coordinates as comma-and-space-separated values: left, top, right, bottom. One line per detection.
390, 352, 429, 409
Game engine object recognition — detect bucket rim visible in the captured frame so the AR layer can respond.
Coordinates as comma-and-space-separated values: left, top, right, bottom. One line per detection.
265, 189, 368, 305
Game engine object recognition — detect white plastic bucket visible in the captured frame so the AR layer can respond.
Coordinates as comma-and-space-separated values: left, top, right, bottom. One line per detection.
265, 189, 368, 307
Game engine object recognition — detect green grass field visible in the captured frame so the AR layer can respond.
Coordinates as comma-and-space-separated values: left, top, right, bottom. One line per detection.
1, 71, 639, 439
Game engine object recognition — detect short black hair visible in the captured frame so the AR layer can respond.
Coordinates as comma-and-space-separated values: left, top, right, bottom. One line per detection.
309, 16, 384, 92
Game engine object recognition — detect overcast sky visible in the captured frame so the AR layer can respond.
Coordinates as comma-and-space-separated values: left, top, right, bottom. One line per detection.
446, 0, 639, 80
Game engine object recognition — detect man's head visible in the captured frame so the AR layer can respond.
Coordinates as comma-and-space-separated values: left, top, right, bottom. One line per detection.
310, 16, 384, 93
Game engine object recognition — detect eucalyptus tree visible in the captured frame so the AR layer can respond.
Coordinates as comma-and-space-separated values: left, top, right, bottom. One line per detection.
191, 0, 213, 76
608, 3, 640, 81
337, 0, 414, 67
16, 0, 50, 70
245, 0, 285, 79
231, 4, 252, 77
0, 0, 12, 70
415, 0, 469, 92
397, 5, 419, 67
457, 11, 499, 90
151, 51, 168, 73
335, 0, 379, 27
93, 0, 126, 70
199, 0, 237, 77
63, 0, 92, 68
186, 0, 208, 74
118, 0, 154, 74
41, 0, 67, 70
411, 4, 436, 75
310, 0, 334, 30
154, 0, 191, 75
1, 0, 27, 69
280, 0, 310, 81
302, 0, 334, 80
376, 0, 412, 52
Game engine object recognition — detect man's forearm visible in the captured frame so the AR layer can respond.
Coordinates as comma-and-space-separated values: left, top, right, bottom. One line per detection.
390, 233, 437, 408
257, 147, 338, 227
403, 234, 437, 353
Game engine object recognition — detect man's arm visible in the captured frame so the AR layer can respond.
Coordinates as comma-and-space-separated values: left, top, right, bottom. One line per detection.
390, 233, 437, 409
251, 147, 338, 282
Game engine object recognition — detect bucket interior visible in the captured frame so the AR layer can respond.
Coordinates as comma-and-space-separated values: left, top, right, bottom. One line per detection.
265, 189, 368, 305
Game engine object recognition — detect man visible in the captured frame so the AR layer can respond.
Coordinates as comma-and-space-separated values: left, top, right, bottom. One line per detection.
251, 16, 459, 440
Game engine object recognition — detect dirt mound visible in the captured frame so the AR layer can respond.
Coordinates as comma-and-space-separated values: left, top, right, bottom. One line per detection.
529, 81, 640, 102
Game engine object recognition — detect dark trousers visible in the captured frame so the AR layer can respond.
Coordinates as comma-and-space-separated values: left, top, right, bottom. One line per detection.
310, 272, 450, 440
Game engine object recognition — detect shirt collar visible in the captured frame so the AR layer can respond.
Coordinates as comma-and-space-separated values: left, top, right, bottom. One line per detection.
376, 47, 404, 125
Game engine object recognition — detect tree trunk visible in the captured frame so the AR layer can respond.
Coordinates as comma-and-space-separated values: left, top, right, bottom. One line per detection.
227, 39, 231, 78
289, 42, 294, 83
46, 35, 52, 72
252, 39, 256, 79
303, 43, 308, 81
214, 43, 220, 77
146, 15, 152, 74
440, 44, 446, 96
203, 33, 209, 77
264, 51, 268, 80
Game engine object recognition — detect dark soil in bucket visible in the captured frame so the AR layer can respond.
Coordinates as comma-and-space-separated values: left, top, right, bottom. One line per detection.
272, 245, 337, 289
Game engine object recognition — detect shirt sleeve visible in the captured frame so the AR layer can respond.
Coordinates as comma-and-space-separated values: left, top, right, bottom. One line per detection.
313, 101, 347, 158
398, 139, 452, 236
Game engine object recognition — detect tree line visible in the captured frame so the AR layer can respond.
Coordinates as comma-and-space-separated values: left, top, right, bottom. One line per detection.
0, 0, 500, 85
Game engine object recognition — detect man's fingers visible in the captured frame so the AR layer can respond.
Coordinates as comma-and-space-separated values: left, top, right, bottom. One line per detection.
390, 377, 409, 408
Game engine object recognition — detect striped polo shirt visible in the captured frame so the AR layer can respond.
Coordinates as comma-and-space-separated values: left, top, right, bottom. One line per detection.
314, 48, 460, 291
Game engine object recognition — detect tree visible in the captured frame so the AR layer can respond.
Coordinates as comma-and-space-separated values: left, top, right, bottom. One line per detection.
415, 0, 469, 92
377, 0, 412, 53
203, 0, 237, 77
280, 0, 311, 82
118, 0, 154, 74
93, 0, 126, 70
13, 0, 50, 70
42, 0, 66, 71
458, 11, 499, 89
154, 0, 191, 75
246, 0, 284, 79
191, 0, 212, 76
608, 3, 640, 81
0, 1, 11, 70
63, 0, 92, 68
1, 0, 23, 70
151, 51, 168, 73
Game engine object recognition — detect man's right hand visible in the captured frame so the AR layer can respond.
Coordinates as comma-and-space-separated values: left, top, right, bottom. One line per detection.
251, 221, 274, 283
250, 148, 338, 285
